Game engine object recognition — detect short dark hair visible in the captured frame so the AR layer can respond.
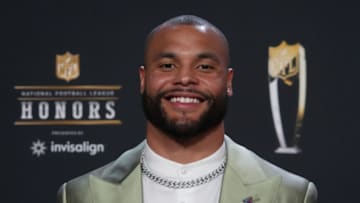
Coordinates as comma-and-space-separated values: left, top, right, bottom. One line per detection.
144, 15, 230, 66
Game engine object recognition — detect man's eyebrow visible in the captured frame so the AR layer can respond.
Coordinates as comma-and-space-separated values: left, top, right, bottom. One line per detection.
151, 52, 221, 63
153, 52, 176, 61
197, 52, 220, 64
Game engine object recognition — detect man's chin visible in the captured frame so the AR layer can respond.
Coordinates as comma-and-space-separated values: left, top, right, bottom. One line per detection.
159, 119, 205, 139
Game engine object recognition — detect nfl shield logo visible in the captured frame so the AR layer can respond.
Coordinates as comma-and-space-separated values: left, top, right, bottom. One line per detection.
268, 41, 302, 86
56, 52, 80, 82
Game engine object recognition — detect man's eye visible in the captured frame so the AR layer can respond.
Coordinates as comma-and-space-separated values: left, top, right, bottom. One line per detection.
198, 64, 213, 71
160, 64, 175, 70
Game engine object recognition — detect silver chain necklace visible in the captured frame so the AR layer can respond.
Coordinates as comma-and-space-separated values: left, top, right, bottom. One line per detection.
140, 152, 226, 189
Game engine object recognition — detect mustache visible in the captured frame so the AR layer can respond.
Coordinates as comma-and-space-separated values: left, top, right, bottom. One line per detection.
157, 88, 212, 100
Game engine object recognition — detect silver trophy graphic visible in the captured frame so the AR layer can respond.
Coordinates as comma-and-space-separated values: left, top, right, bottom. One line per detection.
268, 41, 307, 154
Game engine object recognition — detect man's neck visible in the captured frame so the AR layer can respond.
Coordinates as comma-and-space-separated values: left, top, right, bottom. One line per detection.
146, 123, 225, 164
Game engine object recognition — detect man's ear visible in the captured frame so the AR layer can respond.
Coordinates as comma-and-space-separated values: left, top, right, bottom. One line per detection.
139, 66, 145, 94
226, 68, 234, 96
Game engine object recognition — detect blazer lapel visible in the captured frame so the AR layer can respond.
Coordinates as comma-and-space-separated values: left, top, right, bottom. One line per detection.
220, 137, 281, 203
220, 166, 280, 203
90, 164, 143, 203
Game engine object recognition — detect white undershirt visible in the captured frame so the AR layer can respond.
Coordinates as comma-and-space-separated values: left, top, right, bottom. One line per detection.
142, 141, 226, 203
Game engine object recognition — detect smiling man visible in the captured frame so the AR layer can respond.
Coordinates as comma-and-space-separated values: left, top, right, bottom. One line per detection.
57, 15, 317, 203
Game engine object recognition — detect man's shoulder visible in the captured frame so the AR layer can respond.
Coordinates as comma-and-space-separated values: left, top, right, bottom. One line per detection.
225, 136, 317, 202
62, 161, 114, 190
256, 153, 317, 202
57, 141, 145, 203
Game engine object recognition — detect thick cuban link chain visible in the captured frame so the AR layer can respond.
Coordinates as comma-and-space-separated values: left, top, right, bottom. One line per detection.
140, 152, 226, 189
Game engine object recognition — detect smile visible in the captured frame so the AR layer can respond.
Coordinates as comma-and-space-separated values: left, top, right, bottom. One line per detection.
169, 97, 200, 104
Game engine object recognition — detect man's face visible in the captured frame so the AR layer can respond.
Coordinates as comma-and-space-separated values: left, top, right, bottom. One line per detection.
140, 25, 233, 139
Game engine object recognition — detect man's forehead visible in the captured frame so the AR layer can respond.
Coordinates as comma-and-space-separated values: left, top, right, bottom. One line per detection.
145, 24, 230, 66
150, 28, 222, 53
147, 25, 227, 53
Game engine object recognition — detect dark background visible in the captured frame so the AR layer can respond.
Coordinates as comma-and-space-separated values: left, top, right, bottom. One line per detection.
4, 1, 359, 202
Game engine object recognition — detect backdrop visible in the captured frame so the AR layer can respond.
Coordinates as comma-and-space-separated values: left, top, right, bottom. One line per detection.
4, 1, 359, 202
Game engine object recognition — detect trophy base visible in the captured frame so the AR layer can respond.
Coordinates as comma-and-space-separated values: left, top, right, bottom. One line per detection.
275, 146, 302, 154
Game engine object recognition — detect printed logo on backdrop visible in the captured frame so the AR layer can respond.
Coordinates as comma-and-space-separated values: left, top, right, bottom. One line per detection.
30, 139, 105, 157
56, 51, 80, 82
14, 51, 122, 157
268, 41, 307, 154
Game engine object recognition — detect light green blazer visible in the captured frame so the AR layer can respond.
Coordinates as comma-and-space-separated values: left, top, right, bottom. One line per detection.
57, 136, 317, 203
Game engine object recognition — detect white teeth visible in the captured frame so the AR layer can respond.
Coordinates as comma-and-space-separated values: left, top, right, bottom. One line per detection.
170, 97, 200, 103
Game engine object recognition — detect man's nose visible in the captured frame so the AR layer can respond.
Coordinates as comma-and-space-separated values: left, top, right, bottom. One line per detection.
173, 66, 199, 86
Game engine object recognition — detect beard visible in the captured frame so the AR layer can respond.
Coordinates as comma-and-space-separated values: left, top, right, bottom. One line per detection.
141, 88, 228, 141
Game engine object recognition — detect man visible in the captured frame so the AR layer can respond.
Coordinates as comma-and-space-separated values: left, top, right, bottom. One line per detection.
57, 15, 317, 203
